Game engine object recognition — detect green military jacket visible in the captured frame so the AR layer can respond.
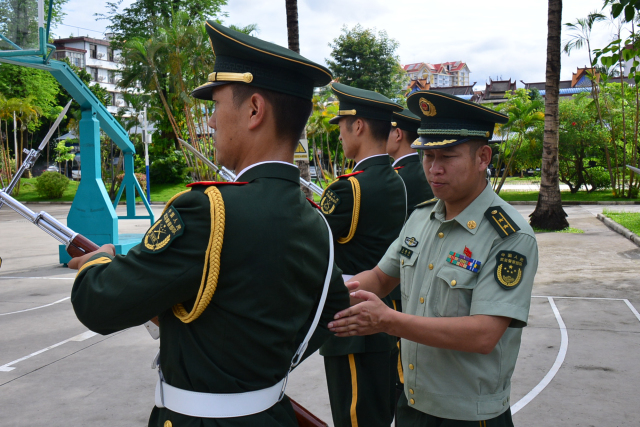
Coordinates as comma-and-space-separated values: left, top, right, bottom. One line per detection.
319, 154, 406, 356
390, 153, 433, 302
378, 183, 538, 421
71, 163, 350, 427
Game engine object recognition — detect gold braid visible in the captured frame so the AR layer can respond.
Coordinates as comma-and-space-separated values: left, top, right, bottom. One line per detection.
172, 186, 225, 323
337, 176, 361, 244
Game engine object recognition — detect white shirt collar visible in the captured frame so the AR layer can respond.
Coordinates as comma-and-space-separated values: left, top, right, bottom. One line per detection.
392, 152, 419, 167
234, 161, 298, 182
354, 153, 388, 171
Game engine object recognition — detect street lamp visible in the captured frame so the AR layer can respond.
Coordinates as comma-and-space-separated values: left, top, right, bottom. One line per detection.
138, 107, 152, 202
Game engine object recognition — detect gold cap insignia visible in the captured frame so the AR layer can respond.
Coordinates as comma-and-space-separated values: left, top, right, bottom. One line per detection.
338, 109, 357, 116
419, 97, 437, 117
467, 220, 477, 230
391, 121, 397, 127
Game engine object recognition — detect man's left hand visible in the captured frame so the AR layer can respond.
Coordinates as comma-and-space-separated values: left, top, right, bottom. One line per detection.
329, 290, 395, 337
68, 244, 116, 270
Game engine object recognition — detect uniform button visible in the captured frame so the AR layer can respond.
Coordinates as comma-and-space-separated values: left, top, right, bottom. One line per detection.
451, 280, 457, 287
401, 259, 405, 265
409, 364, 414, 370
164, 421, 172, 427
409, 398, 415, 405
419, 297, 424, 304
438, 232, 444, 238
428, 263, 434, 270
409, 388, 414, 394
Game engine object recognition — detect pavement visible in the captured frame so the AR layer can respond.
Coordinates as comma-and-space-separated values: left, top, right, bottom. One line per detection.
1, 203, 640, 426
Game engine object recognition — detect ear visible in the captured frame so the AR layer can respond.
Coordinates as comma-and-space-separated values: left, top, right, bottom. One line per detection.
247, 92, 267, 131
395, 128, 403, 143
353, 118, 366, 136
477, 144, 492, 170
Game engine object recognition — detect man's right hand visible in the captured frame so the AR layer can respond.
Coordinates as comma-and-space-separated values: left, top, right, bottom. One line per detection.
68, 244, 116, 270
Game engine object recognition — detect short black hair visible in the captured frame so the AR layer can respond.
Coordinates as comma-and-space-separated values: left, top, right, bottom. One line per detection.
231, 84, 312, 147
392, 127, 418, 146
345, 116, 391, 144
467, 139, 488, 156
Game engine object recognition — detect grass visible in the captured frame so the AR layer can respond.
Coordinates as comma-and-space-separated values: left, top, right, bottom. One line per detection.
602, 209, 640, 235
532, 226, 584, 234
499, 190, 638, 202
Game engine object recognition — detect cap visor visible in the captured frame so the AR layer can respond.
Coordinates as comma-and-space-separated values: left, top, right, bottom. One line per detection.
328, 115, 345, 125
191, 81, 231, 101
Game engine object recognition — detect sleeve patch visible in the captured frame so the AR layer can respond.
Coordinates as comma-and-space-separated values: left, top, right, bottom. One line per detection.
484, 206, 520, 238
320, 188, 341, 215
142, 206, 185, 253
494, 251, 527, 290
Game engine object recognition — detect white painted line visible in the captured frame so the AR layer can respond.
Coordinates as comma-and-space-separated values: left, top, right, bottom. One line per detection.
0, 297, 70, 316
0, 330, 97, 372
532, 295, 625, 301
0, 276, 74, 280
512, 297, 568, 415
623, 299, 640, 323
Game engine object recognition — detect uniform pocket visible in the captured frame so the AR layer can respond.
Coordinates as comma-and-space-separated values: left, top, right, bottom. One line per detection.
435, 265, 478, 317
400, 248, 420, 306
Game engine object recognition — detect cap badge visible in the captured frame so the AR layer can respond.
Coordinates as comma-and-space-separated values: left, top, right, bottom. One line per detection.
419, 98, 437, 117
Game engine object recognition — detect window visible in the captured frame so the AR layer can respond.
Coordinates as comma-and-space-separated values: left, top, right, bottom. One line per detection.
90, 44, 97, 59
88, 67, 98, 81
108, 70, 115, 84
107, 47, 114, 62
111, 92, 117, 106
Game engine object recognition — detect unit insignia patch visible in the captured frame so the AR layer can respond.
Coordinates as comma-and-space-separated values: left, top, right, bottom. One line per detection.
494, 251, 527, 290
142, 206, 185, 253
405, 237, 419, 247
320, 189, 341, 215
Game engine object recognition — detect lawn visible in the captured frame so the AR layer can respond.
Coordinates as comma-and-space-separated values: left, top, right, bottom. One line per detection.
602, 209, 640, 235
499, 190, 638, 202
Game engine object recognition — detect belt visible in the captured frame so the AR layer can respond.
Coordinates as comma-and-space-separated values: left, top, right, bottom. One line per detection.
153, 210, 335, 418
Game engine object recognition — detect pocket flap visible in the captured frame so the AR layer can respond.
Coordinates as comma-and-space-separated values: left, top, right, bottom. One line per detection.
400, 247, 420, 267
436, 265, 477, 289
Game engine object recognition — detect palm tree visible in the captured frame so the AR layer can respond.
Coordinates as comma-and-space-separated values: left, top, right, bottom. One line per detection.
530, 0, 569, 230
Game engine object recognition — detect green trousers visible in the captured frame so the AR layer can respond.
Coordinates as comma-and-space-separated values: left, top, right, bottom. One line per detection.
324, 351, 396, 427
396, 393, 514, 427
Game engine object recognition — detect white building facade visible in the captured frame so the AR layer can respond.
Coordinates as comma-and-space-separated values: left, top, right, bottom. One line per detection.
403, 61, 471, 88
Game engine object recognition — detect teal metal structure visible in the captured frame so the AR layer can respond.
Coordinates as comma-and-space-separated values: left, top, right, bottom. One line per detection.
0, 2, 154, 263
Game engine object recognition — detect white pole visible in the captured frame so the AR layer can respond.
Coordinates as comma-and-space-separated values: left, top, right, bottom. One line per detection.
13, 112, 17, 170
144, 107, 150, 202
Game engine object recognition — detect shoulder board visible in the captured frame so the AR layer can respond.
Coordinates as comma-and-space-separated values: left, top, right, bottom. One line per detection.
186, 181, 249, 187
394, 166, 405, 170
414, 198, 438, 209
484, 206, 521, 238
338, 170, 365, 179
306, 197, 321, 210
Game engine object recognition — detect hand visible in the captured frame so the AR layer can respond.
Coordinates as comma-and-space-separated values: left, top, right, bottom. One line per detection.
328, 290, 395, 337
68, 244, 116, 270
345, 281, 365, 306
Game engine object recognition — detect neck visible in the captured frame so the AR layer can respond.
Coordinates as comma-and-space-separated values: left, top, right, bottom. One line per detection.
233, 135, 294, 173
443, 179, 487, 221
353, 140, 386, 164
391, 145, 417, 162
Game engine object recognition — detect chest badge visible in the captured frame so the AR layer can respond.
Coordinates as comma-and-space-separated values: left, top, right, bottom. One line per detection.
405, 237, 419, 247
494, 251, 527, 290
142, 206, 185, 253
447, 251, 481, 273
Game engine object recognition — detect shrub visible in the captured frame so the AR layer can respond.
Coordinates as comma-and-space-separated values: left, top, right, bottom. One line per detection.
35, 171, 69, 199
587, 167, 611, 191
115, 172, 147, 191
150, 151, 187, 184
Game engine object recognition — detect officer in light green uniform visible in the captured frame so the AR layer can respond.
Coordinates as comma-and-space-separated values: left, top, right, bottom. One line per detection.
327, 91, 539, 427
69, 22, 349, 427
319, 83, 406, 427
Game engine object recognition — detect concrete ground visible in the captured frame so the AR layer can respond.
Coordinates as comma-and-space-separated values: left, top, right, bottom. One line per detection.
1, 203, 639, 426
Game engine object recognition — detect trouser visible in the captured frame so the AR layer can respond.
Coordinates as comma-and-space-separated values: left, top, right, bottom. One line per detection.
324, 351, 395, 427
391, 299, 404, 427
396, 393, 514, 427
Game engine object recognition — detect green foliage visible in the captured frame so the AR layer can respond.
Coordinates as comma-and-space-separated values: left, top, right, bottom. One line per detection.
603, 209, 640, 235
54, 140, 74, 163
150, 151, 187, 184
35, 171, 69, 199
0, 64, 60, 120
327, 24, 408, 101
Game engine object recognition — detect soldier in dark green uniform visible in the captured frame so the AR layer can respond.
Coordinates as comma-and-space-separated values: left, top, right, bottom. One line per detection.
319, 83, 406, 427
68, 22, 349, 427
328, 91, 539, 427
385, 108, 434, 421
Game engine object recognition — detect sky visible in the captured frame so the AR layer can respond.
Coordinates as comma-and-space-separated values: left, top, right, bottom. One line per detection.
57, 0, 621, 89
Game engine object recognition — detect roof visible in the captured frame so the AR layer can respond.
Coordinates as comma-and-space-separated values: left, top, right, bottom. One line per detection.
538, 87, 592, 96
427, 83, 477, 96
403, 61, 469, 74
53, 37, 111, 47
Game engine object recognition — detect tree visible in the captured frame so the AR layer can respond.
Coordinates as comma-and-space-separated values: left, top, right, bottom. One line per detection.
327, 24, 408, 101
530, 0, 569, 230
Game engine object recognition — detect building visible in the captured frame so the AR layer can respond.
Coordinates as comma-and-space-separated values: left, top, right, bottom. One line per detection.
53, 35, 126, 114
403, 61, 471, 88
477, 79, 517, 105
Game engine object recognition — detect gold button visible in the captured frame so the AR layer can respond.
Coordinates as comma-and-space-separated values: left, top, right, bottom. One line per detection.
409, 398, 415, 405
467, 220, 476, 229
409, 388, 414, 394
409, 364, 414, 370
492, 210, 498, 215
401, 259, 405, 265
429, 263, 434, 270
438, 232, 444, 238
164, 422, 172, 427
451, 280, 457, 287
419, 297, 424, 304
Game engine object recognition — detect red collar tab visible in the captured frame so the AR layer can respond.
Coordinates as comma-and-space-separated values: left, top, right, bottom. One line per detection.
306, 197, 321, 210
338, 170, 365, 179
394, 166, 405, 170
186, 181, 249, 187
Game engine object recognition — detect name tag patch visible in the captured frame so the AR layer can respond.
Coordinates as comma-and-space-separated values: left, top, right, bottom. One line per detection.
400, 247, 414, 259
142, 206, 185, 253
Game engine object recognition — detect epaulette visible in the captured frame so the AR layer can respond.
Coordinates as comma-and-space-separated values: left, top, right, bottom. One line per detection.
484, 206, 521, 238
186, 181, 249, 187
338, 170, 365, 179
306, 197, 321, 210
414, 198, 438, 209
394, 166, 404, 171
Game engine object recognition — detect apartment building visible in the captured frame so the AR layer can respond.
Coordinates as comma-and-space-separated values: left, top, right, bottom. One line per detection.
403, 61, 471, 88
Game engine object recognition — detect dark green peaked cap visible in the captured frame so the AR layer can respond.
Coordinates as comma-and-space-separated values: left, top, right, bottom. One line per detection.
391, 109, 420, 133
406, 90, 508, 150
329, 82, 402, 124
191, 21, 333, 101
